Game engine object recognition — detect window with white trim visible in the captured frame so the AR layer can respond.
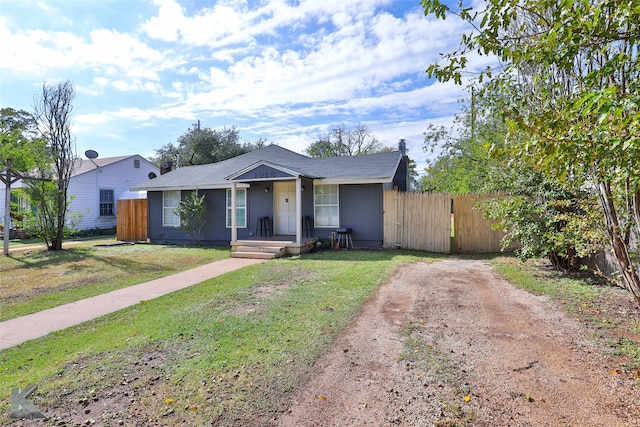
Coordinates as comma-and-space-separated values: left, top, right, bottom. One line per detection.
10, 191, 28, 211
163, 190, 181, 227
99, 189, 114, 216
226, 189, 246, 228
314, 184, 339, 227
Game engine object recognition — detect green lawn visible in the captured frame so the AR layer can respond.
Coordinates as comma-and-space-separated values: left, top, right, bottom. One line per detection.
0, 242, 231, 321
0, 249, 442, 426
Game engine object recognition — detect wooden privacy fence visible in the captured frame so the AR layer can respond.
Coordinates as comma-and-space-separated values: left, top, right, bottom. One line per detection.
383, 191, 452, 253
383, 191, 510, 254
116, 199, 148, 242
453, 193, 510, 253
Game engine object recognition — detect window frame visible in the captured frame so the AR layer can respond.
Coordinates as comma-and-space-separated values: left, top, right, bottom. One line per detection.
162, 190, 181, 227
313, 184, 339, 228
99, 189, 115, 217
226, 188, 247, 228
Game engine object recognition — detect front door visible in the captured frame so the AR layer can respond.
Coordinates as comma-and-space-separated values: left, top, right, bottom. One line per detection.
275, 181, 296, 235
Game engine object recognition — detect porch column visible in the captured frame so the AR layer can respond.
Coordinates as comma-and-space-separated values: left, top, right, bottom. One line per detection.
296, 178, 302, 245
231, 182, 237, 242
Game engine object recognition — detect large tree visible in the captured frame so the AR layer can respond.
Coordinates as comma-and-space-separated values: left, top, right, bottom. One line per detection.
423, 0, 640, 306
1, 108, 48, 238
151, 123, 265, 168
0, 107, 46, 173
305, 124, 391, 158
422, 95, 601, 270
29, 80, 78, 251
306, 124, 421, 188
421, 100, 503, 194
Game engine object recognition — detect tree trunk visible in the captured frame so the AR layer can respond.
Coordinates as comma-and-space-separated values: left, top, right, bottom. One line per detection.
598, 182, 640, 308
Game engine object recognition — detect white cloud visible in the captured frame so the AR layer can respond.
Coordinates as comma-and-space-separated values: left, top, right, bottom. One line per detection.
0, 16, 179, 93
111, 80, 129, 91
36, 2, 52, 12
1, 0, 492, 164
142, 0, 186, 42
94, 77, 110, 87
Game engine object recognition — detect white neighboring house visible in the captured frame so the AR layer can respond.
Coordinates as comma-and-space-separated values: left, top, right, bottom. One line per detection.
1, 155, 160, 231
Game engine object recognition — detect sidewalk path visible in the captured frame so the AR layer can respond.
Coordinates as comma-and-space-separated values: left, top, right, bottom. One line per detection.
0, 257, 266, 350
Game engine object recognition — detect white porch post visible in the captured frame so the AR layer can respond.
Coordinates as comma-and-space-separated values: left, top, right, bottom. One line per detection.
231, 182, 237, 242
295, 178, 302, 245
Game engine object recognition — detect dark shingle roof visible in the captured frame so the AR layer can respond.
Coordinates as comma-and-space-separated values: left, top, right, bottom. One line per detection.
132, 145, 402, 191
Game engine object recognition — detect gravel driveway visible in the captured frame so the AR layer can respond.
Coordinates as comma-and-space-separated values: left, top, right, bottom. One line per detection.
275, 258, 640, 426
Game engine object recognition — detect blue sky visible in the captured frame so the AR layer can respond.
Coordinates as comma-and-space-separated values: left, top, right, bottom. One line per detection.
0, 0, 490, 172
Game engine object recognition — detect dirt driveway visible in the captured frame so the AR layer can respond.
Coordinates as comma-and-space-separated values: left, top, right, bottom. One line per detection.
275, 258, 640, 426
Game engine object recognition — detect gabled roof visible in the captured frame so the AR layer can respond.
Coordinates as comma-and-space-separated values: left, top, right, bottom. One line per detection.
72, 155, 153, 177
132, 145, 403, 191
5, 155, 157, 189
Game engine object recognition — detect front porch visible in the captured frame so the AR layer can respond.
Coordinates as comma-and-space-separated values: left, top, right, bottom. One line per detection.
230, 236, 318, 259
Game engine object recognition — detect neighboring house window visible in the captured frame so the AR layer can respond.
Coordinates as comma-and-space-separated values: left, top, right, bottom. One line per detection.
134, 159, 140, 168
163, 190, 181, 227
10, 192, 28, 211
9, 191, 29, 225
226, 189, 246, 228
99, 189, 115, 216
314, 184, 339, 227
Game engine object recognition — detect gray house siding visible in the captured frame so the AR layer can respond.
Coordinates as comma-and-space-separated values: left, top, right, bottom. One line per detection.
147, 190, 232, 246
147, 183, 312, 245
246, 178, 314, 237
312, 183, 383, 248
147, 181, 383, 248
301, 178, 315, 218
248, 182, 271, 234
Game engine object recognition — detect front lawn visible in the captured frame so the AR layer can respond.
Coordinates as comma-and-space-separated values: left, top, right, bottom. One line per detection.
0, 249, 441, 426
0, 243, 231, 321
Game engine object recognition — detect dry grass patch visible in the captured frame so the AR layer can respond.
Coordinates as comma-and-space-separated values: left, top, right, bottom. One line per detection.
0, 243, 230, 321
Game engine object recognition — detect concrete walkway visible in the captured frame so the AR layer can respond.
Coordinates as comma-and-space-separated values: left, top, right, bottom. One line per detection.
0, 257, 266, 350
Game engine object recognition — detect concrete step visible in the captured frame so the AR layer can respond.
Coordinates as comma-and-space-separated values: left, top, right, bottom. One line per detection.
231, 251, 277, 260
230, 239, 297, 259
242, 239, 293, 246
235, 245, 285, 254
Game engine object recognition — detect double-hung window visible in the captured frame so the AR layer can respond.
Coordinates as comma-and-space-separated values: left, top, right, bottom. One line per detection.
226, 189, 246, 228
314, 184, 339, 227
163, 190, 181, 227
99, 189, 114, 216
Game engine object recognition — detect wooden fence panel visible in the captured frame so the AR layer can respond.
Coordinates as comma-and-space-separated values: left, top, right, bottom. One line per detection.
383, 190, 451, 253
116, 199, 148, 242
453, 194, 506, 253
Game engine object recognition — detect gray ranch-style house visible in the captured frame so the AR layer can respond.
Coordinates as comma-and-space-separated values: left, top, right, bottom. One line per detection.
131, 143, 409, 255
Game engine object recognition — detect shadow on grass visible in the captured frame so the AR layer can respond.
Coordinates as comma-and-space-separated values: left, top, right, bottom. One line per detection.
6, 247, 97, 268
453, 252, 514, 261
294, 248, 450, 263
4, 244, 228, 273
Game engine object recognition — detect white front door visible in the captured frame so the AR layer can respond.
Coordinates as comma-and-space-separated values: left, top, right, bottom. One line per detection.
275, 181, 296, 235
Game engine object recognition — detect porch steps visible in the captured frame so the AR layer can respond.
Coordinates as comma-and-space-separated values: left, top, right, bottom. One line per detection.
230, 241, 289, 259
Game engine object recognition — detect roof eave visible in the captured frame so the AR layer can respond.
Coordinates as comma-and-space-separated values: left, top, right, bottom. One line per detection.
313, 177, 394, 185
131, 183, 250, 192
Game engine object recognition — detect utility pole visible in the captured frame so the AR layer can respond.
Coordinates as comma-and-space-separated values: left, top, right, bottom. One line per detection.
470, 87, 476, 142
0, 159, 23, 256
